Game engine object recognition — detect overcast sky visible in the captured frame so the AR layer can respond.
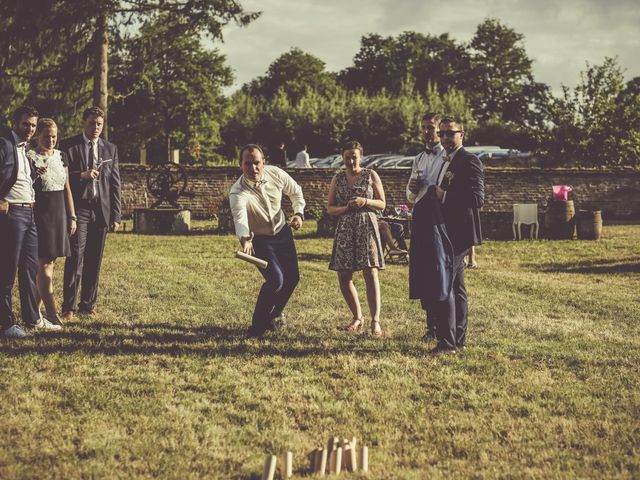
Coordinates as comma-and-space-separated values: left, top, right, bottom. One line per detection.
217, 0, 640, 96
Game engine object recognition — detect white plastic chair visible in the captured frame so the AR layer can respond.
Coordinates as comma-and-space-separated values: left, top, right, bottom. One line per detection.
513, 204, 539, 239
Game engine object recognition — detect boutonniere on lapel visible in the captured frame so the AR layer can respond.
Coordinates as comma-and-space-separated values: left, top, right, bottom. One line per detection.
440, 170, 455, 190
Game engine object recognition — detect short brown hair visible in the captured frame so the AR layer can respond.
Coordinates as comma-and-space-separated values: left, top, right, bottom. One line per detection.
342, 140, 364, 156
82, 106, 105, 121
422, 112, 441, 123
12, 105, 39, 124
439, 116, 464, 131
238, 143, 265, 163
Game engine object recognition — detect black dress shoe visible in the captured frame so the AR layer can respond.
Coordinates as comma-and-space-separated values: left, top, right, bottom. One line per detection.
245, 325, 266, 339
422, 331, 437, 341
266, 314, 285, 332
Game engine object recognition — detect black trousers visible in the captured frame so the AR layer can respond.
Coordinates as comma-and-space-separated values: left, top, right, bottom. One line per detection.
251, 225, 300, 332
0, 205, 40, 328
433, 249, 469, 350
62, 204, 107, 313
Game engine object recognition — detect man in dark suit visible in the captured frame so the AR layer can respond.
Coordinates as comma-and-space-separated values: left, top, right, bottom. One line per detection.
270, 141, 287, 168
61, 106, 121, 321
1, 106, 63, 338
431, 116, 484, 353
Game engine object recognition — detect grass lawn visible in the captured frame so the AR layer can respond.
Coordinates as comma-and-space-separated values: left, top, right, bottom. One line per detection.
1, 220, 639, 479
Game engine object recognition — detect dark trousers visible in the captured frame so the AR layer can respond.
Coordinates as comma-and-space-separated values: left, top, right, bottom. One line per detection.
433, 249, 468, 350
420, 298, 437, 337
62, 205, 107, 313
0, 206, 40, 328
251, 225, 300, 331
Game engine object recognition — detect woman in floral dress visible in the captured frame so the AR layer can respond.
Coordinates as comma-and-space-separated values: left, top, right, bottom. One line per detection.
327, 140, 386, 336
29, 118, 76, 325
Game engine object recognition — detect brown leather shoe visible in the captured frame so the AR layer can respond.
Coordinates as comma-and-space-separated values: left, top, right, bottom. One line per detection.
78, 308, 96, 316
62, 311, 74, 322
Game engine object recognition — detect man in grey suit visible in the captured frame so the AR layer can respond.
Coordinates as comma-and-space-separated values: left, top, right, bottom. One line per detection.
61, 107, 121, 321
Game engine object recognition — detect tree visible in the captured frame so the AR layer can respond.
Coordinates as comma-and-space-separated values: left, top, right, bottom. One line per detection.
0, 0, 258, 135
109, 15, 233, 163
243, 48, 338, 102
467, 18, 550, 127
545, 57, 639, 166
338, 32, 469, 96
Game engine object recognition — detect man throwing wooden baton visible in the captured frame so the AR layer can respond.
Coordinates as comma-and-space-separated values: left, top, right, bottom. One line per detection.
230, 144, 306, 339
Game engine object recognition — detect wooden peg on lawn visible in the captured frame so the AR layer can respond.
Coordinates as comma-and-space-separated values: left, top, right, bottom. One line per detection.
341, 439, 352, 471
328, 448, 336, 473
329, 447, 343, 475
358, 446, 368, 473
309, 448, 319, 472
262, 454, 277, 480
280, 451, 293, 478
318, 448, 328, 475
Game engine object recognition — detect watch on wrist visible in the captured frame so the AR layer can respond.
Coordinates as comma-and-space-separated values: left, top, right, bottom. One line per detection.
294, 212, 304, 220
70, 215, 77, 221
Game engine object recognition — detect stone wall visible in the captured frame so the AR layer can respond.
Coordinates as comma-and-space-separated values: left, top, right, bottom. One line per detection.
121, 165, 640, 238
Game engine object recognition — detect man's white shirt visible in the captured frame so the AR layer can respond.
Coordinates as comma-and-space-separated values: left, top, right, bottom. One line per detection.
406, 143, 446, 204
3, 131, 35, 203
295, 150, 311, 168
229, 165, 306, 239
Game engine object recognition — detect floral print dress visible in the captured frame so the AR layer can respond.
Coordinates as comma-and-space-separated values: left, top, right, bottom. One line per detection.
329, 169, 385, 271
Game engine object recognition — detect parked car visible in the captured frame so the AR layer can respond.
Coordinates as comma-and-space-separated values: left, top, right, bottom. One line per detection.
380, 156, 414, 168
478, 148, 520, 161
368, 155, 405, 169
465, 145, 502, 155
361, 154, 395, 168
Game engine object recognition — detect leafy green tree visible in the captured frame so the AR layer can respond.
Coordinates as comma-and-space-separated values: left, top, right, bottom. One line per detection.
243, 48, 338, 102
467, 18, 549, 127
0, 0, 258, 134
339, 32, 469, 96
545, 57, 639, 166
109, 15, 233, 163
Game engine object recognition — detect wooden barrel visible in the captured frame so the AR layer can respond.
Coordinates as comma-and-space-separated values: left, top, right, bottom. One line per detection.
545, 199, 575, 239
576, 209, 603, 240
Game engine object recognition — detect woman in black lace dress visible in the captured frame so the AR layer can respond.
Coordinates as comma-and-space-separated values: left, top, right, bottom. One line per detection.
29, 119, 77, 325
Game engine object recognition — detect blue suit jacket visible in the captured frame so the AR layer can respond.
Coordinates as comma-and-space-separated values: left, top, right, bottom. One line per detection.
441, 147, 484, 255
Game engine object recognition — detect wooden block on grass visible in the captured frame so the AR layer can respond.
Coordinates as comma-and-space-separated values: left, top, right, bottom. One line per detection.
360, 446, 369, 473
262, 454, 277, 480
319, 448, 328, 475
280, 451, 293, 478
335, 447, 342, 475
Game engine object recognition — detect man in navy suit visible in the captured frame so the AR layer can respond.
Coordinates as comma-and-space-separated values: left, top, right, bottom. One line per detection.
1, 106, 63, 338
61, 107, 121, 321
431, 117, 484, 353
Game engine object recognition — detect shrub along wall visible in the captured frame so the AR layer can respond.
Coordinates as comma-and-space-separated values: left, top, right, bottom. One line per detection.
120, 165, 640, 237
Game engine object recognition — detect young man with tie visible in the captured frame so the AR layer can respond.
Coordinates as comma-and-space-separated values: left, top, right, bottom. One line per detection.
61, 107, 121, 321
431, 117, 484, 353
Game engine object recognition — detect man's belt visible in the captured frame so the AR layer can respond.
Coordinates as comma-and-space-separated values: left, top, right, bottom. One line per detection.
9, 202, 34, 208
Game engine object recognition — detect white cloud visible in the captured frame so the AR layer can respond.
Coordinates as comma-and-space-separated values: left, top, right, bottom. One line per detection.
217, 0, 640, 95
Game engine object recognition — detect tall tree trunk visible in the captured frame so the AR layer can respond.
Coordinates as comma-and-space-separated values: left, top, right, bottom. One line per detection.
93, 11, 109, 139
